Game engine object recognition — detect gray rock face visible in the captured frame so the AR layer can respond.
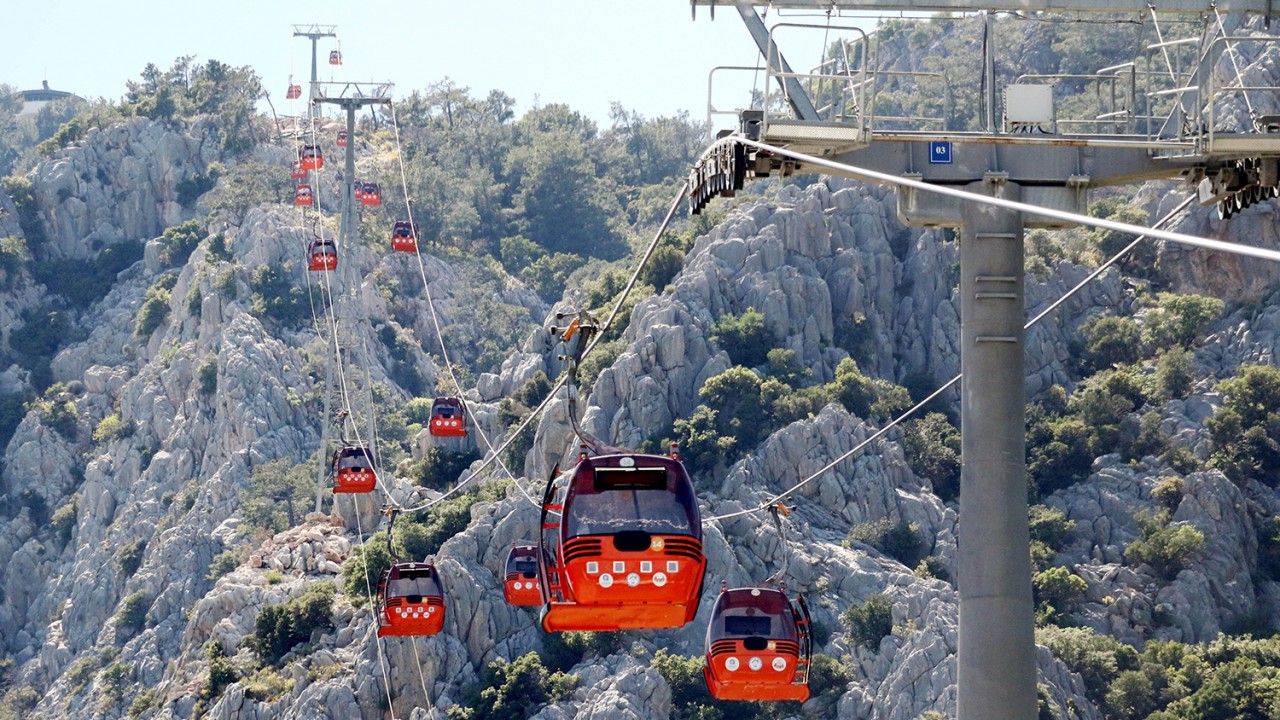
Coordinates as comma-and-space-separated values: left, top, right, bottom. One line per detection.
29, 116, 220, 258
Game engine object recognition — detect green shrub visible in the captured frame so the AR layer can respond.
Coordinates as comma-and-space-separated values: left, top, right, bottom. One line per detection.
1124, 517, 1204, 581
41, 398, 79, 439
33, 241, 143, 308
542, 631, 623, 672
242, 666, 292, 701
206, 548, 243, 581
847, 518, 925, 567
1033, 566, 1088, 625
1143, 293, 1224, 350
1155, 347, 1194, 400
403, 447, 480, 490
903, 412, 961, 502
240, 458, 314, 533
0, 390, 31, 452
98, 662, 133, 712
1208, 365, 1280, 486
157, 219, 206, 266
640, 244, 684, 291
340, 532, 391, 604
51, 494, 78, 542
134, 273, 178, 337
1036, 625, 1138, 705
1079, 315, 1142, 373
711, 309, 773, 368
116, 539, 147, 577
92, 412, 134, 444
807, 653, 852, 704
448, 652, 577, 720
1, 685, 40, 717
197, 357, 217, 394
264, 569, 284, 585
248, 263, 308, 328
200, 643, 238, 707
842, 594, 894, 649
0, 235, 30, 266
252, 583, 335, 664
127, 689, 157, 718
1150, 476, 1185, 511
116, 591, 150, 638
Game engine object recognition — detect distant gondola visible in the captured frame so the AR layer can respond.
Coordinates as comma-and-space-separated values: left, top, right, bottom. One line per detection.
503, 544, 542, 606
428, 397, 466, 437
307, 239, 337, 272
377, 561, 446, 637
391, 220, 418, 253
331, 444, 375, 493
703, 584, 812, 702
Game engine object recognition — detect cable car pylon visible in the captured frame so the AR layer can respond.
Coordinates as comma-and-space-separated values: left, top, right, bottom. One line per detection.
308, 82, 394, 515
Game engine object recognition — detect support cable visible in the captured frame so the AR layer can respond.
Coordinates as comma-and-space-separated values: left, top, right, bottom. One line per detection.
354, 503, 397, 718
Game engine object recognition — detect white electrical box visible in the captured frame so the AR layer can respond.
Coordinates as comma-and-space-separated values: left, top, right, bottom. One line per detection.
1004, 84, 1054, 130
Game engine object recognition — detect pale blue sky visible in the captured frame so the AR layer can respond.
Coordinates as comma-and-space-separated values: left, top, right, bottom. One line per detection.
1, 0, 795, 128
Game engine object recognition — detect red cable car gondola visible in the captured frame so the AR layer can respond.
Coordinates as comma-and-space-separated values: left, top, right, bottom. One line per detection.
286, 84, 302, 100
291, 162, 308, 180
336, 129, 348, 147
360, 182, 382, 206
329, 50, 342, 66
703, 584, 813, 702
293, 184, 314, 207
299, 144, 323, 171
503, 544, 543, 606
428, 397, 466, 437
537, 447, 706, 632
377, 561, 446, 637
308, 239, 337, 272
331, 444, 375, 493
391, 220, 418, 254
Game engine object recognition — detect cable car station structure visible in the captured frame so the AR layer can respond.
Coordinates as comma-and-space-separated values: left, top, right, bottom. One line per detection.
688, 1, 1280, 718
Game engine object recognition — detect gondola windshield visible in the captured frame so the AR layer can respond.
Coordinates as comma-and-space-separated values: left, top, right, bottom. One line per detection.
389, 566, 441, 598
565, 465, 698, 538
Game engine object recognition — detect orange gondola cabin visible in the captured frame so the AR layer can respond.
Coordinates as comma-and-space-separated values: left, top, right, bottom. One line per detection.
391, 220, 418, 253
360, 182, 381, 206
503, 544, 542, 606
377, 562, 445, 637
336, 129, 348, 147
286, 83, 302, 100
329, 49, 342, 65
308, 239, 337, 272
293, 184, 314, 207
703, 585, 813, 702
291, 162, 308, 180
299, 144, 323, 171
331, 444, 375, 493
428, 397, 466, 437
538, 448, 706, 632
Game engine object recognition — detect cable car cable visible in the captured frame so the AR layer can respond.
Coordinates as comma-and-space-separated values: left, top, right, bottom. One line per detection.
354, 502, 398, 718
384, 101, 535, 507
701, 193, 1197, 523
394, 180, 692, 515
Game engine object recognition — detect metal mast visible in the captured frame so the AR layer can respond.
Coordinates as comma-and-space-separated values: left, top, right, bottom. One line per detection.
312, 82, 394, 519
292, 24, 337, 121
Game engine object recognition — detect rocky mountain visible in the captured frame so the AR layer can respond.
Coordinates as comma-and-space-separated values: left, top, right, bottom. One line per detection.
4, 15, 1280, 720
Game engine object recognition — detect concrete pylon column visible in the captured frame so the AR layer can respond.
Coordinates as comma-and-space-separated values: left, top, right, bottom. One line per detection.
957, 179, 1037, 720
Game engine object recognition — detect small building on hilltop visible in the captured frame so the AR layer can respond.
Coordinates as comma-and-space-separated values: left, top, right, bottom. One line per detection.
16, 81, 79, 118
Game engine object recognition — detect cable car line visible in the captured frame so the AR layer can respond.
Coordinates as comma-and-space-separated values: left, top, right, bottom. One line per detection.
393, 181, 692, 515
382, 101, 534, 509
701, 193, 1198, 523
353, 503, 398, 718
726, 137, 1280, 263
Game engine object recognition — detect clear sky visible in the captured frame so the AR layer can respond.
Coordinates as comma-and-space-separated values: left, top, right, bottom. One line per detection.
0, 0, 807, 129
